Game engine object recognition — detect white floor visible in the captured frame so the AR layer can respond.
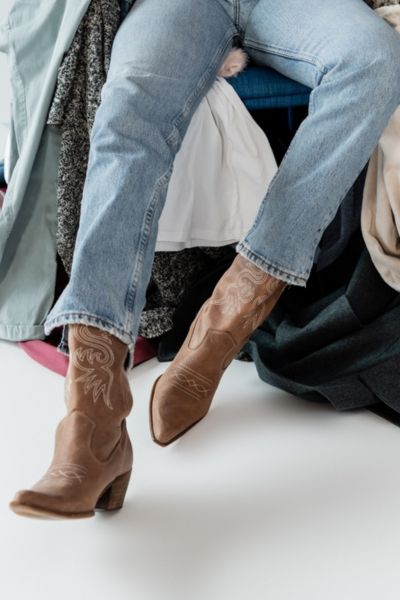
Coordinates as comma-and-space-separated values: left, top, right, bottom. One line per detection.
1, 339, 400, 600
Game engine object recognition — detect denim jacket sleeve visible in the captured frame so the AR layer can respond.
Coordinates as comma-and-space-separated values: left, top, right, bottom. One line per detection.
0, 14, 9, 55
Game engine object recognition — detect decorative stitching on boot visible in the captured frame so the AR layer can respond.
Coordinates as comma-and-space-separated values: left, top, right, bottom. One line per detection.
172, 364, 213, 401
238, 292, 278, 332
210, 262, 283, 314
209, 262, 285, 332
64, 371, 72, 405
40, 463, 88, 484
70, 325, 116, 410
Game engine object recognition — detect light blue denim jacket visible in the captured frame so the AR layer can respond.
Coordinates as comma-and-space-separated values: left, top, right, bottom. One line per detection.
0, 1, 92, 342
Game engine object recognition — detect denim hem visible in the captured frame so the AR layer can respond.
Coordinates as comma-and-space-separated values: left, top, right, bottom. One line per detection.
235, 241, 308, 287
44, 313, 136, 372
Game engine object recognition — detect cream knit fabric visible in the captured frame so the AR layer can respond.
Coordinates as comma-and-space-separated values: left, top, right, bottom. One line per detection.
361, 5, 400, 290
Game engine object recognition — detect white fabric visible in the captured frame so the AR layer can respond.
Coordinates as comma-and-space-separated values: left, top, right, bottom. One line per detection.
361, 6, 400, 291
155, 76, 277, 251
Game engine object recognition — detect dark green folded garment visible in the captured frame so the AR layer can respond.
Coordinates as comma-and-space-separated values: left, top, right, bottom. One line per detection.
243, 227, 400, 414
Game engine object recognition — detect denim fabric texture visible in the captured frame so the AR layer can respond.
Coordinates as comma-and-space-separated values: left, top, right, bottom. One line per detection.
43, 0, 400, 370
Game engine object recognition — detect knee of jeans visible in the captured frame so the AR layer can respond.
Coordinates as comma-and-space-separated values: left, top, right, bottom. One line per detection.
327, 27, 400, 113
368, 24, 400, 100
97, 67, 180, 152
353, 22, 400, 95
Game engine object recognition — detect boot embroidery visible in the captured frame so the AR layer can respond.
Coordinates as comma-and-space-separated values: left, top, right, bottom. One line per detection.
40, 463, 88, 484
172, 365, 212, 401
64, 371, 72, 405
70, 325, 116, 410
238, 292, 279, 332
189, 264, 286, 350
209, 264, 285, 330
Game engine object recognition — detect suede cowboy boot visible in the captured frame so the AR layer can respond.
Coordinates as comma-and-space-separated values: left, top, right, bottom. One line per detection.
149, 253, 288, 446
10, 324, 133, 519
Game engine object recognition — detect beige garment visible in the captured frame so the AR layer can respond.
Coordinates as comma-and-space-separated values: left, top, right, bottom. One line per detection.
361, 6, 400, 290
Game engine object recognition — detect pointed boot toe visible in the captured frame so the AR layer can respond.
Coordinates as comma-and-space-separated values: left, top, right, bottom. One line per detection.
149, 369, 212, 446
9, 489, 94, 520
9, 489, 53, 519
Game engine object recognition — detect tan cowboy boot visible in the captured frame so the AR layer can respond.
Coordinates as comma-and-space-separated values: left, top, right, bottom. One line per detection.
10, 324, 133, 519
149, 253, 288, 446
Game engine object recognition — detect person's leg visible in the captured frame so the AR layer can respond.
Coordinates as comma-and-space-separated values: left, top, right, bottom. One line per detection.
235, 0, 400, 285
43, 0, 238, 371
149, 0, 400, 444
10, 0, 239, 519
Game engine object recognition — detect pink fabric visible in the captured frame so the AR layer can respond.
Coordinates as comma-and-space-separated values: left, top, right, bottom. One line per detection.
18, 335, 158, 376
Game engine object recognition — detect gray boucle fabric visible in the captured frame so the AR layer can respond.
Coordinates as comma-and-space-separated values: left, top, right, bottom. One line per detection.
46, 0, 399, 340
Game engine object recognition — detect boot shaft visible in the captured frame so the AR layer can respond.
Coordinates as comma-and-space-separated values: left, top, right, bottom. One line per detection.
65, 324, 133, 420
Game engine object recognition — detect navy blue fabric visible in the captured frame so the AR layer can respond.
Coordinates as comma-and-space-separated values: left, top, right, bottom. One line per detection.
227, 64, 311, 110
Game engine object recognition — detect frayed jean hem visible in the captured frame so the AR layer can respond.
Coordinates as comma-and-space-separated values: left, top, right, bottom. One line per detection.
235, 241, 308, 288
43, 312, 136, 372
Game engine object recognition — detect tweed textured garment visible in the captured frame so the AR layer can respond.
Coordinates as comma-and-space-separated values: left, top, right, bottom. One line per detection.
46, 0, 133, 276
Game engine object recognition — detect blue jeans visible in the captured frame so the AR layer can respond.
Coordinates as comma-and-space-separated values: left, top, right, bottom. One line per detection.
44, 0, 400, 370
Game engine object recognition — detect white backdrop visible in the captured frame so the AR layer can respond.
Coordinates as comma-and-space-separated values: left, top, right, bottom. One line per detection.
0, 0, 13, 159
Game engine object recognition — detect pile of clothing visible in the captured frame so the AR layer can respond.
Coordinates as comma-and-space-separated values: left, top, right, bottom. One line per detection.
0, 0, 399, 419
42, 0, 400, 340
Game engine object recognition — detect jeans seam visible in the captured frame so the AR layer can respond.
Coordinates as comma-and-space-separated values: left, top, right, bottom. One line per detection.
233, 0, 242, 36
307, 66, 328, 125
166, 28, 235, 144
244, 39, 329, 77
241, 56, 329, 252
124, 166, 172, 329
124, 28, 235, 331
